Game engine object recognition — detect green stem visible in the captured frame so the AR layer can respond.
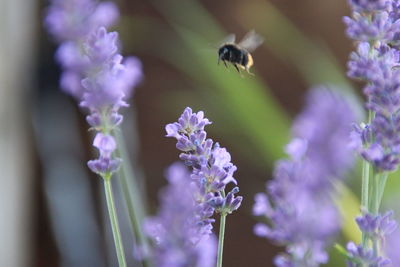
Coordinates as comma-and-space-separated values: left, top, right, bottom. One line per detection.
361, 158, 370, 247
103, 176, 127, 267
217, 190, 227, 267
369, 170, 388, 257
371, 171, 380, 215
369, 170, 388, 215
361, 111, 372, 248
113, 130, 151, 267
376, 173, 388, 210
217, 213, 227, 267
373, 239, 378, 258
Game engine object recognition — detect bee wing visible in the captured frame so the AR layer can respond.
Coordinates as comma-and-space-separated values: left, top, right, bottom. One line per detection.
238, 30, 264, 52
220, 33, 236, 44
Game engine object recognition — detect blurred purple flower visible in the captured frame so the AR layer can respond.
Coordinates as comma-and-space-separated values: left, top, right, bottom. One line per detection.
45, 0, 119, 41
386, 227, 400, 266
348, 0, 391, 12
346, 242, 391, 267
45, 0, 142, 100
253, 87, 357, 266
45, 0, 120, 97
145, 163, 217, 267
165, 107, 242, 234
292, 88, 356, 178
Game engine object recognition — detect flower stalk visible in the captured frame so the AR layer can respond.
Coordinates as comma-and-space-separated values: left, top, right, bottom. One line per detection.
103, 174, 127, 267
217, 214, 227, 267
361, 158, 370, 248
217, 190, 227, 267
113, 130, 151, 266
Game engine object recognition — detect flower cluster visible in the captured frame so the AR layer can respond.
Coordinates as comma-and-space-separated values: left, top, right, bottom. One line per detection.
346, 242, 391, 267
45, 0, 119, 98
344, 1, 400, 264
356, 211, 397, 239
345, 0, 400, 172
345, 211, 397, 266
253, 87, 357, 267
165, 107, 242, 235
45, 0, 143, 178
145, 163, 217, 267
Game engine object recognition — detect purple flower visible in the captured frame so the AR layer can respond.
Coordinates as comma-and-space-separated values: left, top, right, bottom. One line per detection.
45, 0, 143, 177
80, 28, 142, 113
346, 242, 391, 267
344, 2, 400, 264
345, 0, 400, 172
344, 0, 400, 42
292, 88, 356, 178
45, 0, 120, 97
45, 0, 142, 99
253, 87, 357, 266
356, 211, 397, 239
347, 43, 398, 84
87, 133, 121, 175
165, 108, 211, 138
343, 11, 400, 42
45, 0, 119, 42
78, 27, 142, 175
145, 163, 217, 267
348, 0, 391, 12
166, 107, 242, 234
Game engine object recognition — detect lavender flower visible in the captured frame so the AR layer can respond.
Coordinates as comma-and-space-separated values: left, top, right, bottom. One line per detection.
356, 211, 397, 239
253, 87, 357, 266
348, 0, 391, 12
45, 0, 142, 100
87, 132, 122, 175
74, 26, 141, 177
344, 1, 400, 265
343, 11, 399, 42
346, 242, 391, 267
45, 0, 119, 98
80, 27, 142, 126
45, 0, 118, 41
45, 1, 145, 264
345, 0, 400, 172
292, 89, 356, 178
46, 0, 143, 177
165, 107, 242, 234
145, 163, 217, 267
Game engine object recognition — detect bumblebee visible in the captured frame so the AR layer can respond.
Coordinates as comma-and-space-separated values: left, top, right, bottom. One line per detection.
218, 30, 264, 75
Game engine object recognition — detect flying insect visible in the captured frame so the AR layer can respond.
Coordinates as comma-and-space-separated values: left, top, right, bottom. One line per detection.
218, 30, 264, 75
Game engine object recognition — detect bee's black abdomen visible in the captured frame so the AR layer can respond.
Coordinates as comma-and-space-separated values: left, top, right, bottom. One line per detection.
241, 53, 249, 67
218, 44, 248, 68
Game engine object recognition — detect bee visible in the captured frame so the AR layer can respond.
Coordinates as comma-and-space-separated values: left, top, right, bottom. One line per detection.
218, 30, 264, 75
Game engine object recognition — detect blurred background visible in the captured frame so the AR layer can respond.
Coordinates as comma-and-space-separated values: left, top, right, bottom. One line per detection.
3, 0, 400, 266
